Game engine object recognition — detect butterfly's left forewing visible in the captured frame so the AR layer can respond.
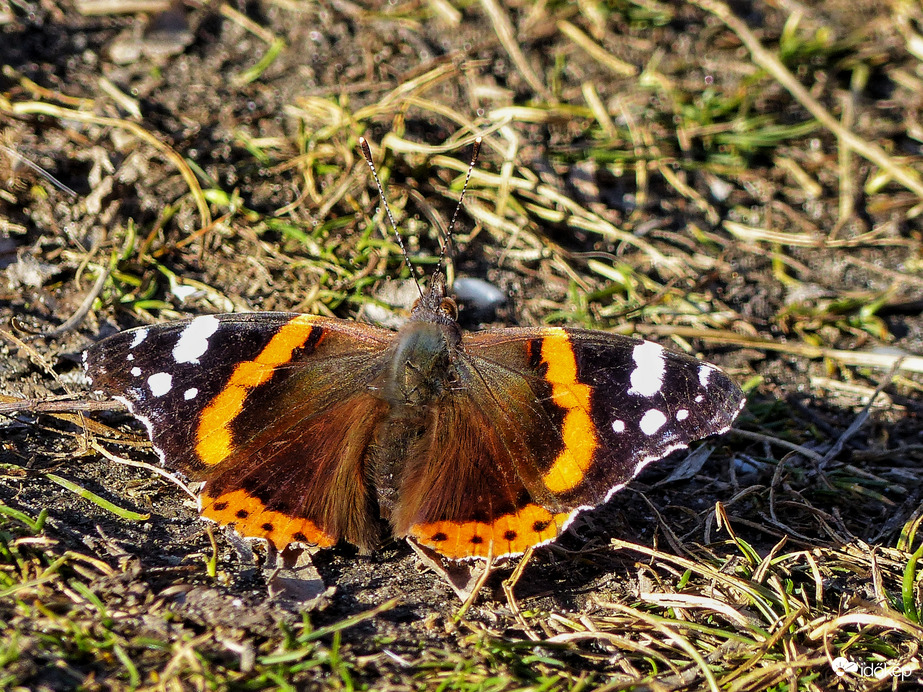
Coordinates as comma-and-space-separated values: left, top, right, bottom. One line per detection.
396, 327, 744, 559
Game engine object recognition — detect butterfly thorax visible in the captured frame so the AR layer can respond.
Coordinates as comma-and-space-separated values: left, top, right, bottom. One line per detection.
378, 320, 459, 406
377, 274, 462, 407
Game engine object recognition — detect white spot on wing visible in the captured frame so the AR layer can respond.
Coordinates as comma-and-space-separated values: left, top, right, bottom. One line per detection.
597, 387, 745, 508
676, 409, 689, 421
173, 315, 220, 364
184, 387, 199, 400
612, 419, 626, 433
639, 409, 667, 435
698, 364, 713, 388
129, 328, 148, 349
130, 367, 142, 377
147, 372, 173, 397
628, 341, 665, 397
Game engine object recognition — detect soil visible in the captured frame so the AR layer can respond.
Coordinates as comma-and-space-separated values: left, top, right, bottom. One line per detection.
1, 0, 922, 689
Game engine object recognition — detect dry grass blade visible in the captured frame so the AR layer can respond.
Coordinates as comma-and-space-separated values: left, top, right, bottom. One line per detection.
635, 324, 923, 374
557, 20, 638, 76
809, 612, 923, 640
479, 0, 554, 102
74, 0, 171, 14
724, 220, 913, 247
3, 100, 211, 232
353, 63, 462, 118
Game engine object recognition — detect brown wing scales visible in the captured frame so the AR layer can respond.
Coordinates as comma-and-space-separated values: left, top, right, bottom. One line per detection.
388, 396, 575, 559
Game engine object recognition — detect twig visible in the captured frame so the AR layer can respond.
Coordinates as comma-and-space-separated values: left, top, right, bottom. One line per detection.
0, 395, 121, 415
454, 546, 495, 621
0, 144, 77, 197
47, 266, 110, 337
91, 441, 199, 503
632, 324, 923, 374
730, 429, 825, 463
501, 546, 540, 640
818, 360, 902, 468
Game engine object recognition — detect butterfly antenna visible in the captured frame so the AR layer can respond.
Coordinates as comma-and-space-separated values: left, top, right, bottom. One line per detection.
436, 136, 482, 278
359, 137, 424, 300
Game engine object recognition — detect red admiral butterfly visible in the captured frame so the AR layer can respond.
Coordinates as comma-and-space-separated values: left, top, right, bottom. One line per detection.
84, 139, 744, 560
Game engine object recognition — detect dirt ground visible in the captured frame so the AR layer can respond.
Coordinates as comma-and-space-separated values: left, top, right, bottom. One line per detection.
2, 0, 923, 689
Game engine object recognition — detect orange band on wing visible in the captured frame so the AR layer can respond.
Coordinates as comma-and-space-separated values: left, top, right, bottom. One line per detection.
409, 504, 571, 559
539, 329, 597, 493
196, 315, 324, 466
202, 488, 335, 549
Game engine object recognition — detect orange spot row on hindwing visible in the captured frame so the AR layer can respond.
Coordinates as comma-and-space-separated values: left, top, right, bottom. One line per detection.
410, 504, 572, 559
202, 488, 335, 549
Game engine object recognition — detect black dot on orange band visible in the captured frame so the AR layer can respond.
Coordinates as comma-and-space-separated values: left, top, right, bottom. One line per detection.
261, 522, 273, 532
533, 520, 550, 532
431, 532, 448, 542
293, 532, 308, 542
503, 530, 517, 541
236, 509, 249, 519
213, 501, 228, 511
470, 535, 484, 544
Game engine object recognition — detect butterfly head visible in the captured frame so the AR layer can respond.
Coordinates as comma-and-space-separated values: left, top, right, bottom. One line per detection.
410, 272, 459, 327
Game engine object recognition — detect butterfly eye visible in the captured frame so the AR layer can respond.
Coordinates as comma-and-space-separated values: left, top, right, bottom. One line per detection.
440, 298, 458, 320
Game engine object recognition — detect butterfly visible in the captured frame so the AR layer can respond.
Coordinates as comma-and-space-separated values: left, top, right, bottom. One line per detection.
84, 139, 744, 561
